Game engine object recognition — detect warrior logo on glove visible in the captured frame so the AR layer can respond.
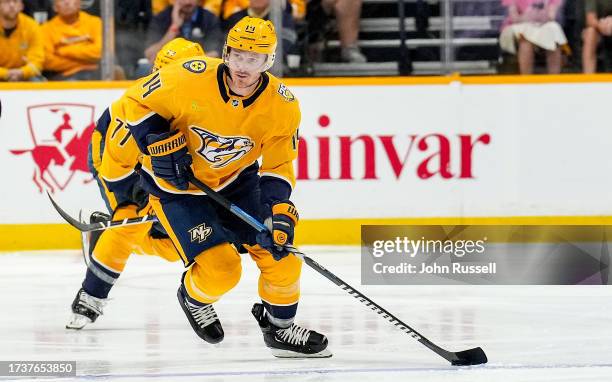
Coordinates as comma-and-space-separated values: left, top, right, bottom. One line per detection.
190, 126, 254, 168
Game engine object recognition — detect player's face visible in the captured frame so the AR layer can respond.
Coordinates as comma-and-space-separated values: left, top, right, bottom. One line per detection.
226, 49, 267, 88
54, 0, 80, 17
0, 0, 23, 20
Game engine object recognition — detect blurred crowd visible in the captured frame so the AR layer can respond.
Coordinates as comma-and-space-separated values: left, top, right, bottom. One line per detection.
500, 0, 612, 74
0, 0, 367, 81
0, 0, 611, 81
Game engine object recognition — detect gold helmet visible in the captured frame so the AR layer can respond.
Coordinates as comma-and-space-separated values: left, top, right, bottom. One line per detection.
224, 16, 277, 71
153, 38, 205, 71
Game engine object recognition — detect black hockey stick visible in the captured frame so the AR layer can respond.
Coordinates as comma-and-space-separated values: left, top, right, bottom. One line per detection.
187, 173, 487, 366
47, 191, 158, 232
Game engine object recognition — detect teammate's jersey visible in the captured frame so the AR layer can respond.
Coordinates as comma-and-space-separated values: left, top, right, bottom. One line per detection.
123, 56, 301, 196
93, 97, 141, 182
90, 95, 143, 209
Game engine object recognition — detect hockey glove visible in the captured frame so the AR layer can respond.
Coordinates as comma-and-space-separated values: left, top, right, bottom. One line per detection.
256, 200, 299, 261
146, 130, 192, 190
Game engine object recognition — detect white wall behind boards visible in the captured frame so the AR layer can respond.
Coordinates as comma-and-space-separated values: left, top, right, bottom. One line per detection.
1, 80, 610, 224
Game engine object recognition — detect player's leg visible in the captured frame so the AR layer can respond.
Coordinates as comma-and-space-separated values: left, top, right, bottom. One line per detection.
218, 172, 331, 357
68, 201, 181, 329
128, 202, 182, 263
149, 193, 242, 344
68, 145, 117, 330
246, 245, 331, 358
67, 204, 149, 329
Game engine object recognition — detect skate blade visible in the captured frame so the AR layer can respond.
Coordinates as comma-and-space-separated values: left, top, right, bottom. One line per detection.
270, 348, 333, 359
66, 314, 92, 330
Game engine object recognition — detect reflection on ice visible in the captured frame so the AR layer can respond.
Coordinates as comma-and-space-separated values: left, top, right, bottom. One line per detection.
0, 247, 611, 381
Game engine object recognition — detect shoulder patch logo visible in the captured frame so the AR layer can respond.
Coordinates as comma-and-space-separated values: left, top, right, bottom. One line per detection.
278, 83, 295, 102
183, 59, 207, 73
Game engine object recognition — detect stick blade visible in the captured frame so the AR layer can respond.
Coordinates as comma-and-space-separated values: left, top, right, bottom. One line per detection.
47, 191, 87, 231
451, 347, 488, 366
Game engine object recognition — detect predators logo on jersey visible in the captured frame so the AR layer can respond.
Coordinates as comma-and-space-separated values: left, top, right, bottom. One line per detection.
183, 59, 207, 73
190, 126, 254, 168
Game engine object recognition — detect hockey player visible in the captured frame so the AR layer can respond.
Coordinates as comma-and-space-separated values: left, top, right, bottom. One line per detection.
122, 17, 330, 358
66, 38, 205, 330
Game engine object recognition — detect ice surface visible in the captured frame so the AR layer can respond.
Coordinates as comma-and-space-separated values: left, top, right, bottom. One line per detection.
0, 246, 611, 381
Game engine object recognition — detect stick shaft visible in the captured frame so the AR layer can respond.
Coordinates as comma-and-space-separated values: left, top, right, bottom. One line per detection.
47, 191, 158, 232
186, 173, 457, 363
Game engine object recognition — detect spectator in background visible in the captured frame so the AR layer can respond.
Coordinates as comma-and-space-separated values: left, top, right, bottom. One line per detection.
23, 0, 53, 23
78, 0, 97, 15
116, 0, 152, 79
306, 0, 366, 63
0, 0, 44, 81
144, 0, 223, 62
152, 0, 222, 19
224, 0, 298, 58
500, 0, 568, 74
582, 0, 612, 72
41, 0, 101, 80
218, 0, 303, 20
219, 0, 247, 20
290, 0, 305, 20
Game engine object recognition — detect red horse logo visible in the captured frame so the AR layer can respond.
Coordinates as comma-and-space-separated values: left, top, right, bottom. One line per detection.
11, 103, 96, 193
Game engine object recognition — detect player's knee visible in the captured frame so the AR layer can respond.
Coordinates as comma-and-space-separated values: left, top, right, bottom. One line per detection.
92, 229, 135, 272
265, 253, 303, 286
195, 243, 242, 290
258, 255, 302, 304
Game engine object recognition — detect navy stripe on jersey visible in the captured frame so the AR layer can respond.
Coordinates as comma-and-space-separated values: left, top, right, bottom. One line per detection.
95, 107, 111, 137
217, 64, 230, 103
260, 176, 292, 207
217, 64, 270, 108
105, 172, 141, 207
127, 112, 171, 154
242, 72, 269, 108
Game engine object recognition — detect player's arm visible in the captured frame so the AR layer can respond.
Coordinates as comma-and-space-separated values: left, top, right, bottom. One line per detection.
92, 107, 141, 208
97, 107, 142, 207
124, 70, 192, 190
259, 133, 298, 204
257, 105, 301, 260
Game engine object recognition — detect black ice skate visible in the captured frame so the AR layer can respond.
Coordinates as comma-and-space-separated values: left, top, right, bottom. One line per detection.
177, 286, 224, 344
251, 303, 332, 358
66, 288, 106, 330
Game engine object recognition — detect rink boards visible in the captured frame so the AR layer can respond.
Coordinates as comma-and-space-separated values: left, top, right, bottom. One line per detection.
1, 74, 612, 250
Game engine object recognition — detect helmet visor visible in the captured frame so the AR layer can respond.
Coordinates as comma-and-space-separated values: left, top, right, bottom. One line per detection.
226, 48, 268, 73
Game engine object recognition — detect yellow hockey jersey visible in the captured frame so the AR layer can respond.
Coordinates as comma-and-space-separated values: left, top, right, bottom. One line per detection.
92, 96, 141, 183
89, 95, 143, 210
123, 56, 300, 197
0, 13, 44, 80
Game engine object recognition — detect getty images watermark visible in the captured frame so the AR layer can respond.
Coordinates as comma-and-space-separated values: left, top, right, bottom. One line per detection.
370, 235, 495, 276
361, 225, 612, 285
